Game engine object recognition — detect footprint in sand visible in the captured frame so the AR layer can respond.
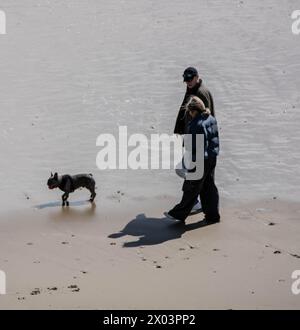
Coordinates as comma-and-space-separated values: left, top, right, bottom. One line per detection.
290, 253, 300, 259
30, 288, 41, 295
68, 284, 80, 292
108, 191, 125, 203
47, 287, 58, 291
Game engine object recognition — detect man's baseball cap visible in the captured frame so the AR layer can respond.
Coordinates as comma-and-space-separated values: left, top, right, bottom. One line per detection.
183, 67, 198, 81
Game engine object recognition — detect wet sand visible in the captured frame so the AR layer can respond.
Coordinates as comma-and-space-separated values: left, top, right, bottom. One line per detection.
0, 0, 300, 309
0, 197, 300, 309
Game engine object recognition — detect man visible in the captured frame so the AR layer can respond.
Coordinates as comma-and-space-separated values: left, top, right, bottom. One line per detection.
174, 67, 215, 214
174, 67, 215, 135
166, 96, 220, 224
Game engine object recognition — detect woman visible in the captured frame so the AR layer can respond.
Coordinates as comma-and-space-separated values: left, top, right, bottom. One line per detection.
165, 96, 220, 224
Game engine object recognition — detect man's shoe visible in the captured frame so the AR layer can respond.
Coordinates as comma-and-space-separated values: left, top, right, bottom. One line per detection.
204, 216, 220, 224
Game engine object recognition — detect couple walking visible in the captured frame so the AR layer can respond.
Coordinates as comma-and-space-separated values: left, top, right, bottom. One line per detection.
164, 67, 220, 224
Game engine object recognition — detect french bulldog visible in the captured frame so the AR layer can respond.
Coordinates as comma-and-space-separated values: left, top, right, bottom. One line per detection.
47, 172, 96, 206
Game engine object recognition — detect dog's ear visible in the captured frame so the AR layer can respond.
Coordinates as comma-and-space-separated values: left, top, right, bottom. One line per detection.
54, 172, 58, 179
51, 172, 53, 177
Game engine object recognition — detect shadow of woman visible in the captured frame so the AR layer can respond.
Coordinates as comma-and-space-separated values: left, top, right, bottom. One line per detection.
108, 213, 213, 247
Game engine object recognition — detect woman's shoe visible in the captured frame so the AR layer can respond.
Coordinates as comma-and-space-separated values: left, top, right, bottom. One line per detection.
163, 212, 185, 223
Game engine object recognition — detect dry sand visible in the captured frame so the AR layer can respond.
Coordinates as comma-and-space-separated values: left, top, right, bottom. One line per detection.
0, 0, 300, 309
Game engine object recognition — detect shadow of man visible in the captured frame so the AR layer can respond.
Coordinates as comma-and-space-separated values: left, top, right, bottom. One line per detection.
108, 213, 213, 247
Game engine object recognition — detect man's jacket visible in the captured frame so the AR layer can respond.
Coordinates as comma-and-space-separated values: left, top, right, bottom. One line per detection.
174, 79, 215, 135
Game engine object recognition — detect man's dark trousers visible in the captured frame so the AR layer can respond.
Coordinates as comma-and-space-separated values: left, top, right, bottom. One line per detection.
169, 157, 219, 222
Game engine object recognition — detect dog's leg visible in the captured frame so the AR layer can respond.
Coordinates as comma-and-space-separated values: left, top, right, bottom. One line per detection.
89, 187, 96, 203
90, 192, 96, 202
62, 193, 69, 207
62, 179, 72, 207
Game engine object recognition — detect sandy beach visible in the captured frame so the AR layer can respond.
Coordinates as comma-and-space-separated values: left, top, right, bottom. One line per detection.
0, 0, 300, 309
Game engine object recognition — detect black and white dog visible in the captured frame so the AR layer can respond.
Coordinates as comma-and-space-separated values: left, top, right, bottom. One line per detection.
47, 172, 96, 206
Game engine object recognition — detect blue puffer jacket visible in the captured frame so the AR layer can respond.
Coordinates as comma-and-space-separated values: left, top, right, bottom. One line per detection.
187, 112, 219, 159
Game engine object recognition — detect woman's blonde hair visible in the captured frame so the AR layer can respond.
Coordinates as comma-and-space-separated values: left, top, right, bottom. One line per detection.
185, 96, 210, 115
